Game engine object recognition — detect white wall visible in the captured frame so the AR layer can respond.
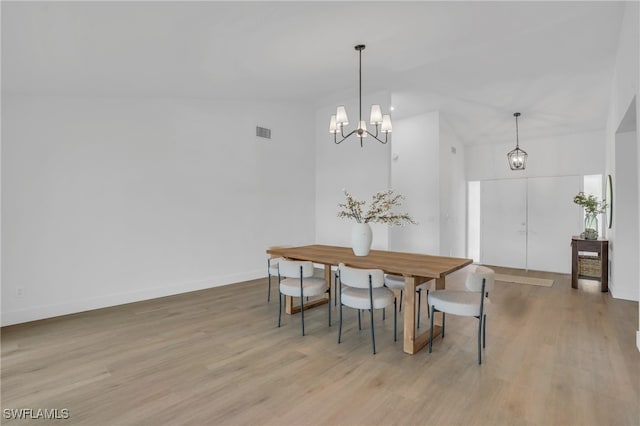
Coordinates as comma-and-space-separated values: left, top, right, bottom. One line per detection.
314, 92, 391, 249
466, 130, 605, 181
2, 95, 316, 325
316, 102, 466, 259
465, 131, 605, 273
389, 111, 440, 254
602, 0, 639, 348
612, 131, 639, 301
439, 121, 466, 257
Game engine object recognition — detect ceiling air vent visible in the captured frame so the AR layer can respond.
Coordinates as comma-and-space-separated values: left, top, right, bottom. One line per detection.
256, 126, 271, 139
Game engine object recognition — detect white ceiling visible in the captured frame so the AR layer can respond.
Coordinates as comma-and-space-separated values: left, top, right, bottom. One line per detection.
2, 1, 626, 145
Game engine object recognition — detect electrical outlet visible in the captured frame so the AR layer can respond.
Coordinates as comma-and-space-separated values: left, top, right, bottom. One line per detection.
16, 287, 24, 298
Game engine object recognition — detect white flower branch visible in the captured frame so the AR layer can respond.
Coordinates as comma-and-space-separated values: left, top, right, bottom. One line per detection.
338, 189, 416, 226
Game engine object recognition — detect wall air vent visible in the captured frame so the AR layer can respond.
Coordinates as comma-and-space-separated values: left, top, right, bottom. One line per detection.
256, 126, 271, 139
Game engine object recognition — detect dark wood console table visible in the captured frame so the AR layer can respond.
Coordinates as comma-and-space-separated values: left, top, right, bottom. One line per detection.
571, 237, 609, 292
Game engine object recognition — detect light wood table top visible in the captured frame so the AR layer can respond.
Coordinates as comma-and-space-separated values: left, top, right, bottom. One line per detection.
267, 244, 473, 354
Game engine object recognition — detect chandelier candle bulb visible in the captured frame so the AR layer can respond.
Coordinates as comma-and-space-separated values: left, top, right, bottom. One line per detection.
329, 115, 338, 133
370, 105, 383, 124
336, 106, 349, 126
358, 120, 368, 137
381, 115, 392, 133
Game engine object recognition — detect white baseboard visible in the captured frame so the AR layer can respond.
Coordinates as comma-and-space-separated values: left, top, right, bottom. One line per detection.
608, 283, 639, 302
1, 269, 264, 326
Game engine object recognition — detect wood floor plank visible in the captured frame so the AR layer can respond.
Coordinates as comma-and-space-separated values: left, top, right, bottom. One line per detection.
1, 269, 638, 425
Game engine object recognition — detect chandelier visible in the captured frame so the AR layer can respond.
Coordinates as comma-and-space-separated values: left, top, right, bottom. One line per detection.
507, 112, 528, 170
329, 45, 392, 147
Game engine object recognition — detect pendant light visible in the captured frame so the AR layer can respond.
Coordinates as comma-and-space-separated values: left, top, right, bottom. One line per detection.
507, 112, 527, 170
329, 45, 392, 147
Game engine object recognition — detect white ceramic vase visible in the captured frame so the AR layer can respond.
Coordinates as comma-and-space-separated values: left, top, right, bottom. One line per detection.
351, 222, 373, 256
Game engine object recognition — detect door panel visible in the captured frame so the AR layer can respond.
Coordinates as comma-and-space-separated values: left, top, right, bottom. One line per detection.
480, 179, 527, 269
527, 176, 582, 273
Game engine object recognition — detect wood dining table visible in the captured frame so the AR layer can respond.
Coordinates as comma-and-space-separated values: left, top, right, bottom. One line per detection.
266, 244, 473, 355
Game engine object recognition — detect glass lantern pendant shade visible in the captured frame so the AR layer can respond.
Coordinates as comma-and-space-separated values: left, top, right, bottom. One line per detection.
508, 147, 527, 170
507, 112, 528, 170
329, 45, 392, 147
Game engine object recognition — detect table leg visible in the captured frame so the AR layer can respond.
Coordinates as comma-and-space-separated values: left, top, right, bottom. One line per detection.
403, 275, 443, 354
324, 265, 333, 300
285, 295, 293, 314
403, 276, 417, 354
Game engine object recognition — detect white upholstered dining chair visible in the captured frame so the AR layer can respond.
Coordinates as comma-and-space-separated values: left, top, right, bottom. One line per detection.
277, 259, 330, 336
428, 265, 495, 364
267, 257, 282, 302
266, 245, 293, 302
384, 274, 432, 327
338, 263, 396, 354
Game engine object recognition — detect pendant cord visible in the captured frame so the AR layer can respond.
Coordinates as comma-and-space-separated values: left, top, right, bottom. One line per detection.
515, 114, 520, 148
358, 47, 362, 127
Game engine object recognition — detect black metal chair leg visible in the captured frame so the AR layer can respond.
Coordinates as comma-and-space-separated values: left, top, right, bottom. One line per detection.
478, 316, 482, 365
358, 309, 361, 331
278, 292, 282, 327
483, 314, 487, 348
338, 300, 343, 343
429, 305, 435, 353
393, 298, 397, 342
300, 270, 305, 336
442, 312, 445, 338
368, 278, 376, 355
383, 307, 386, 321
399, 290, 403, 312
267, 259, 271, 302
370, 304, 376, 354
426, 289, 430, 318
328, 290, 331, 327
300, 296, 305, 336
417, 289, 422, 329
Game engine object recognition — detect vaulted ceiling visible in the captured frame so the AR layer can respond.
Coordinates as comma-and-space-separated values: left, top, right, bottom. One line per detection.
2, 1, 626, 145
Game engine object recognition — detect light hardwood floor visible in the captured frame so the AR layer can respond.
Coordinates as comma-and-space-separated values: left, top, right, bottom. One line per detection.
2, 267, 639, 425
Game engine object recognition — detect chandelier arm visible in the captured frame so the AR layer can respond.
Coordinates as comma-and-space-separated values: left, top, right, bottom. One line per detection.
366, 131, 389, 145
370, 124, 380, 138
334, 129, 358, 145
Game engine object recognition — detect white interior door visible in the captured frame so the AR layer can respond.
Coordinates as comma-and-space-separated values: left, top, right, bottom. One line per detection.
480, 179, 527, 269
527, 176, 582, 273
